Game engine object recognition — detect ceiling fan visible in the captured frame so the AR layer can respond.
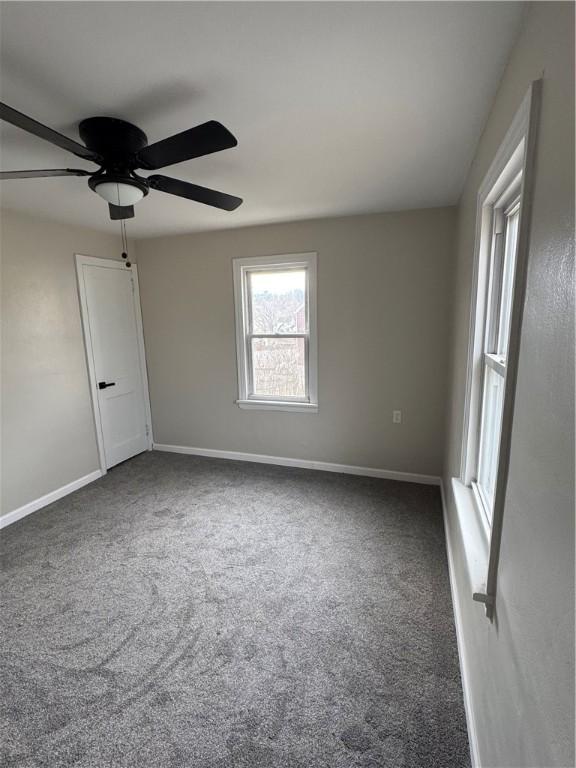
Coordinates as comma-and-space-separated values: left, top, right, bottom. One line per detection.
0, 102, 243, 220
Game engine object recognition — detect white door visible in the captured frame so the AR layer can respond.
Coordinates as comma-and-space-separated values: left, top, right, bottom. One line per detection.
77, 257, 151, 470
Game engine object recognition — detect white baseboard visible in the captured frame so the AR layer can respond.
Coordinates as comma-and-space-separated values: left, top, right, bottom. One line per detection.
153, 443, 441, 486
440, 480, 481, 768
0, 469, 103, 530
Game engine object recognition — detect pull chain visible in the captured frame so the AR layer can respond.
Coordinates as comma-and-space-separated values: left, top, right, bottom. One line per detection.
114, 182, 131, 268
120, 217, 131, 268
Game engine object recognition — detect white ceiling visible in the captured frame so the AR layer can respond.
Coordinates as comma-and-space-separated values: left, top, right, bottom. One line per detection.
0, 1, 524, 238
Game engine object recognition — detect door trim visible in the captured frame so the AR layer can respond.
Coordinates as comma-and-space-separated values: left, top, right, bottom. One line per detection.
75, 254, 153, 474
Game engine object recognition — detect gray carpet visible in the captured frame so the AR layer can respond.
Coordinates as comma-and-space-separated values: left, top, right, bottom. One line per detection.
1, 451, 470, 768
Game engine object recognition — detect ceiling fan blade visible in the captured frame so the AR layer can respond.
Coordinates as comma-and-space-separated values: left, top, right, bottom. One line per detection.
136, 121, 237, 170
109, 203, 135, 220
0, 102, 102, 163
0, 168, 92, 179
147, 174, 242, 211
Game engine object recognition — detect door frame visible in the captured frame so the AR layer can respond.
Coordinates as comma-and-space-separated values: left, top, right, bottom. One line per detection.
75, 254, 153, 474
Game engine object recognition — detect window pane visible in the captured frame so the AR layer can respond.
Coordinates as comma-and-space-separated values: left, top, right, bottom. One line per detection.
249, 269, 306, 334
497, 207, 520, 357
251, 337, 306, 398
477, 365, 505, 521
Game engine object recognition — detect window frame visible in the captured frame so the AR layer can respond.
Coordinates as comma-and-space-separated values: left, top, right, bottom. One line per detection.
233, 252, 318, 412
458, 80, 541, 620
473, 183, 521, 527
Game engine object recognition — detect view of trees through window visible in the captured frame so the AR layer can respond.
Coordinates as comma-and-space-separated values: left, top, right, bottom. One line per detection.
249, 269, 306, 398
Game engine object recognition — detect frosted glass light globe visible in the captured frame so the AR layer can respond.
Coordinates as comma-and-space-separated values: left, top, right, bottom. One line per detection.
94, 181, 144, 206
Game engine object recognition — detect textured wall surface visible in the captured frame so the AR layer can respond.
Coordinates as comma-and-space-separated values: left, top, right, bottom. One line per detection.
0, 209, 123, 514
443, 3, 575, 766
136, 209, 455, 477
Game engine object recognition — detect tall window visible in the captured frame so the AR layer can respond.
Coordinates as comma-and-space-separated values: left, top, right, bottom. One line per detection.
233, 253, 318, 412
458, 80, 539, 619
474, 189, 521, 523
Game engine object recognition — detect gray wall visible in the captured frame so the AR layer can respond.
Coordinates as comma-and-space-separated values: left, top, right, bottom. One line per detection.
136, 208, 455, 476
0, 209, 123, 514
443, 3, 575, 766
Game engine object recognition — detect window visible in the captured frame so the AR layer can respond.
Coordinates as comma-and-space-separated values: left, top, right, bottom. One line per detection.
461, 133, 532, 532
474, 189, 521, 524
233, 253, 318, 412
457, 80, 540, 620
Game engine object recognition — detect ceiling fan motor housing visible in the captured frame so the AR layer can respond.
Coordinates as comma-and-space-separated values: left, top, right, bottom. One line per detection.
80, 117, 151, 202
79, 116, 148, 167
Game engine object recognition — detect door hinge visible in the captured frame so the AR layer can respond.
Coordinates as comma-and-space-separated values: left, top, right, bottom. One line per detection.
130, 277, 135, 293
145, 424, 150, 437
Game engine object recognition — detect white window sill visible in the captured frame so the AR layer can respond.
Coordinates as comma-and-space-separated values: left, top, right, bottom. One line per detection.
236, 399, 318, 413
451, 477, 491, 604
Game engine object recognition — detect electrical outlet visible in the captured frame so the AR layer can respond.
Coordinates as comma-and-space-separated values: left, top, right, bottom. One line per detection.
392, 410, 402, 424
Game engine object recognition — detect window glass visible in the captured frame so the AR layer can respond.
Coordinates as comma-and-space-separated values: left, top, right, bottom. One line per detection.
497, 207, 520, 357
477, 364, 505, 519
249, 270, 306, 334
250, 337, 306, 398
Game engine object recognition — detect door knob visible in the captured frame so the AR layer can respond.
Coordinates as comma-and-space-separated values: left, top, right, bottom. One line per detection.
98, 381, 116, 389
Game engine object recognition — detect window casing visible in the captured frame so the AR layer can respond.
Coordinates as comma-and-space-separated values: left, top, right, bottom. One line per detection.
233, 253, 318, 412
457, 79, 540, 620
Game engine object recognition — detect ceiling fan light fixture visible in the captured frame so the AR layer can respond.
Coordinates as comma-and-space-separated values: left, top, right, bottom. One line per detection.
93, 181, 145, 207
